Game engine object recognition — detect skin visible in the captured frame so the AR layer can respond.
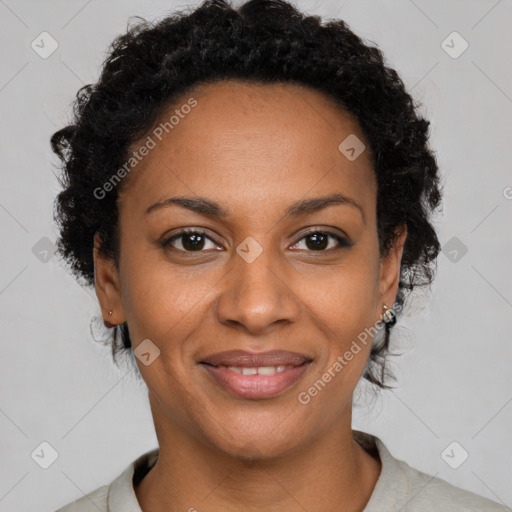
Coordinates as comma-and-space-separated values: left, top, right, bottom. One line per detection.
94, 79, 407, 511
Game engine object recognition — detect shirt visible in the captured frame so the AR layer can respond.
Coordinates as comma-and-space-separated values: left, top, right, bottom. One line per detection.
55, 430, 508, 511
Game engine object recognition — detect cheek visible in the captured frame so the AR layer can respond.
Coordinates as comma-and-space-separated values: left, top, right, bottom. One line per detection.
118, 237, 221, 356
295, 275, 379, 417
304, 252, 381, 377
310, 253, 380, 329
121, 268, 206, 345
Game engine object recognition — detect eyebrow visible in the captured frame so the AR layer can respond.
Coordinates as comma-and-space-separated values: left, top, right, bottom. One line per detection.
145, 192, 365, 223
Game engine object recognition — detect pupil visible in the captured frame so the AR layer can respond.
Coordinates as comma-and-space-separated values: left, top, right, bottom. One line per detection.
180, 233, 329, 252
183, 233, 205, 251
306, 233, 327, 251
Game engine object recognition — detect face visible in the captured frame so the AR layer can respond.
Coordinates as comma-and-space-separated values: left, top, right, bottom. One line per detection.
94, 80, 405, 459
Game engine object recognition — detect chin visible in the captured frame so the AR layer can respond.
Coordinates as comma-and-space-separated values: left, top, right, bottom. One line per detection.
196, 408, 307, 462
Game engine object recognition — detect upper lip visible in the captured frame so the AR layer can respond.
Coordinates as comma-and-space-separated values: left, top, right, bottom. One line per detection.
200, 350, 311, 367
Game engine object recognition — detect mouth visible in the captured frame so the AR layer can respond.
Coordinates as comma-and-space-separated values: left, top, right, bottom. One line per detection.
198, 350, 313, 400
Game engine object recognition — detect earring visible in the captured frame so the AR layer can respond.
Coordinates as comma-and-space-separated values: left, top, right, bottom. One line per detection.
108, 310, 113, 316
382, 304, 396, 327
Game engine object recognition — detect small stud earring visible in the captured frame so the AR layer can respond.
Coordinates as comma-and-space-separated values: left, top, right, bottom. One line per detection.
108, 310, 113, 316
382, 304, 397, 327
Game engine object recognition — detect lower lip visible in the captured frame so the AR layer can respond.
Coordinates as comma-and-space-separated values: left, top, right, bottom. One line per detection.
200, 363, 311, 400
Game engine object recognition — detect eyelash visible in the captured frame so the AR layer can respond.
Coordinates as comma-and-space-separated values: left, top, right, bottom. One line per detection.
161, 228, 352, 253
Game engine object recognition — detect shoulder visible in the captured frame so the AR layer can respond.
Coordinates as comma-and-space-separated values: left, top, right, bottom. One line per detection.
353, 430, 509, 512
54, 484, 109, 512
54, 448, 158, 512
396, 460, 509, 511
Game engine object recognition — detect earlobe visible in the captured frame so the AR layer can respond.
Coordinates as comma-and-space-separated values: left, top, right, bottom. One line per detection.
93, 233, 126, 327
378, 225, 407, 309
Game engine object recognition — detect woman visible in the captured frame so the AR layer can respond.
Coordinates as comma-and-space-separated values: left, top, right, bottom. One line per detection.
52, 0, 507, 510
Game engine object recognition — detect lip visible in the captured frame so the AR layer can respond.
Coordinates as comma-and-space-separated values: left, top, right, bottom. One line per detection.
200, 349, 310, 367
199, 350, 312, 400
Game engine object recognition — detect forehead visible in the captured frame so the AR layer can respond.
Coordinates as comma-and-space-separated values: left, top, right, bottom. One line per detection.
118, 80, 376, 220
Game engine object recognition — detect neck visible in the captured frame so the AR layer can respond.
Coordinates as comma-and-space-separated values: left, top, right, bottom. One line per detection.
135, 396, 381, 512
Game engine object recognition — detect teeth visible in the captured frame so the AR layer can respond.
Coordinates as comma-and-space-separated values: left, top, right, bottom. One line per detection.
222, 365, 292, 375
257, 366, 277, 375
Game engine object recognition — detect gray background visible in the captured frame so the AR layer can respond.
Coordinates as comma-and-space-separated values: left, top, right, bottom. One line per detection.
0, 0, 511, 510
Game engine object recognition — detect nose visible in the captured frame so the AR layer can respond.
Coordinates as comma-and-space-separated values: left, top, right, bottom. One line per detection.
214, 241, 301, 335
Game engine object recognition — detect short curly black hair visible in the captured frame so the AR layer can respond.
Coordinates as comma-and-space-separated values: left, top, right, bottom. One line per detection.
51, 0, 442, 389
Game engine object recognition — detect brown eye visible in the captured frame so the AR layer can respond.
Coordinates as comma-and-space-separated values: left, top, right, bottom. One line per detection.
162, 230, 219, 252
291, 231, 352, 252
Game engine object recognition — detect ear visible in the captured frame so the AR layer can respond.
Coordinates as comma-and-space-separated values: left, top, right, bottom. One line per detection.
93, 233, 126, 328
377, 225, 407, 315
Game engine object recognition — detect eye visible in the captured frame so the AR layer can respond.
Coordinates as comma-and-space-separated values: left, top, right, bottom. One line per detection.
161, 229, 220, 252
161, 228, 352, 254
290, 230, 352, 252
